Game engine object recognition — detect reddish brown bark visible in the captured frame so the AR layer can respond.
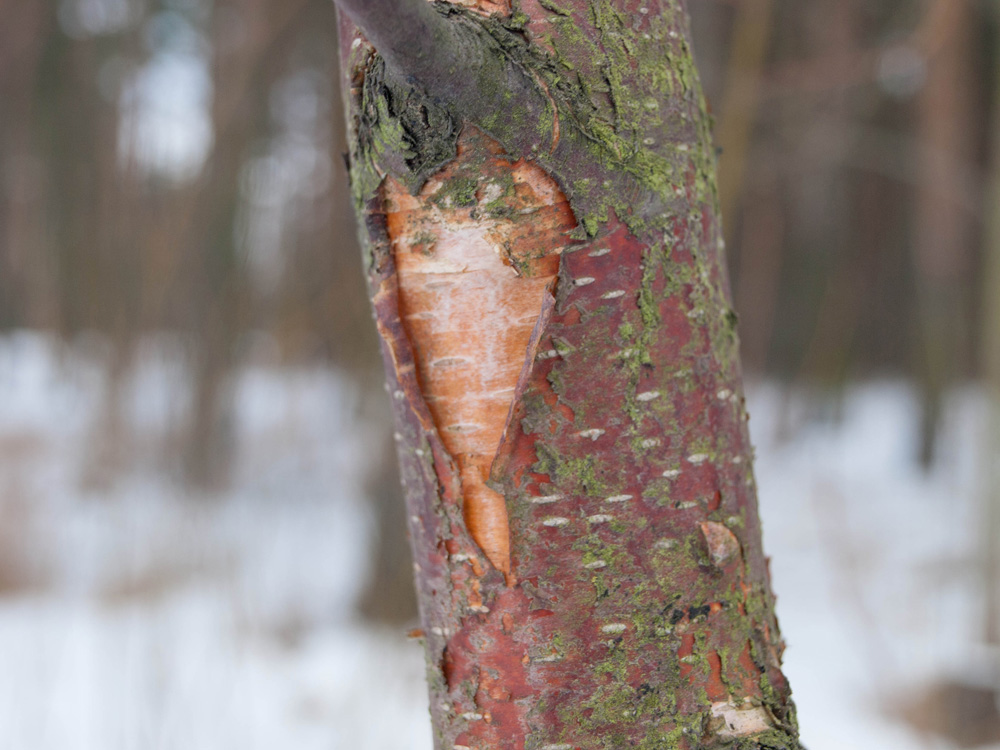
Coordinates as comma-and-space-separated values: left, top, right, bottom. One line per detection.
336, 1, 800, 748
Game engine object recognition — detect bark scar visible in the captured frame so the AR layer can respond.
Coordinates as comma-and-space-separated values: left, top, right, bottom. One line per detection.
383, 128, 576, 584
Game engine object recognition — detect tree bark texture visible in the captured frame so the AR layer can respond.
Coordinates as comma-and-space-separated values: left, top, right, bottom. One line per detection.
336, 1, 800, 748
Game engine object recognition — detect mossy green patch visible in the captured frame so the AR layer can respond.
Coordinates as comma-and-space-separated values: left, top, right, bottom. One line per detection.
534, 442, 606, 496
350, 54, 458, 204
538, 0, 573, 15
432, 174, 479, 208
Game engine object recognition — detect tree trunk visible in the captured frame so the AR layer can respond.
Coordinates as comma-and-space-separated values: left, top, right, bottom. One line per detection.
981, 2, 1000, 662
335, 1, 800, 748
912, 0, 975, 468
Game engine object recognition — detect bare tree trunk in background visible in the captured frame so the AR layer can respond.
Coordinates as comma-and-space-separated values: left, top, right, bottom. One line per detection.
714, 0, 773, 250
182, 0, 296, 488
0, 1, 52, 329
334, 1, 800, 747
913, 0, 976, 468
785, 0, 860, 395
981, 5, 1000, 667
356, 431, 420, 623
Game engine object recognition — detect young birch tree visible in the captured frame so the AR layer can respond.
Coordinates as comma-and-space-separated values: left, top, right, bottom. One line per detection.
333, 1, 801, 748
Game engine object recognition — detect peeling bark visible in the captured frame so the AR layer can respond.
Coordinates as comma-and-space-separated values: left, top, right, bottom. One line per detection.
335, 1, 801, 748
387, 130, 576, 578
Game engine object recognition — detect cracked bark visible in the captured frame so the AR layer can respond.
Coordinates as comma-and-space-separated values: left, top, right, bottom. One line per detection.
334, 1, 801, 748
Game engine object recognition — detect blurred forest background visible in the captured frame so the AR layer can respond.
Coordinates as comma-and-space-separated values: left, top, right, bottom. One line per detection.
1, 0, 1000, 748
3, 0, 996, 613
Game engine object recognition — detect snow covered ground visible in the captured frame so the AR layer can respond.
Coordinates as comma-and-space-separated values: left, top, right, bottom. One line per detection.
0, 332, 994, 750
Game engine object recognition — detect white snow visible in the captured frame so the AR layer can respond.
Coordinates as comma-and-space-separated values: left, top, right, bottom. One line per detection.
753, 382, 998, 750
0, 333, 995, 749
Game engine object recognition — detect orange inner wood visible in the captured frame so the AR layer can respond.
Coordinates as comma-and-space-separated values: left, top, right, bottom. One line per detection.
384, 131, 575, 579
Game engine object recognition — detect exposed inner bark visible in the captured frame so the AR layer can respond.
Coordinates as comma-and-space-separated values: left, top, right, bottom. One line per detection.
385, 129, 576, 579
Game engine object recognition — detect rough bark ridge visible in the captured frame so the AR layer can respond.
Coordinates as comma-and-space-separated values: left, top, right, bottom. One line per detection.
336, 1, 801, 748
